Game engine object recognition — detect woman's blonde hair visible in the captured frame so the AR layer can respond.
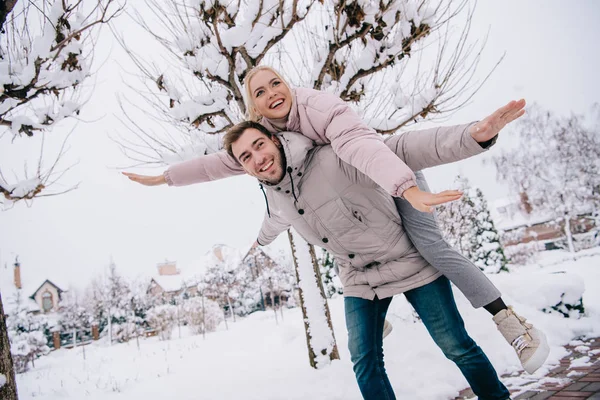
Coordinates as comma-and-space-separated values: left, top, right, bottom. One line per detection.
243, 65, 293, 122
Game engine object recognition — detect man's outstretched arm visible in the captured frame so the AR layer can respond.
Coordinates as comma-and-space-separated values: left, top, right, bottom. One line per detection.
124, 151, 245, 187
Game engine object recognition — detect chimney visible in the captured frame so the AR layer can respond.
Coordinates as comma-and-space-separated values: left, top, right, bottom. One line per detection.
157, 261, 178, 276
14, 258, 22, 289
519, 192, 533, 215
214, 246, 224, 262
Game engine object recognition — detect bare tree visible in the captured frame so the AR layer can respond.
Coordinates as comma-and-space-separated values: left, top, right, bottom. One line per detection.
113, 0, 496, 164
491, 104, 600, 253
0, 0, 124, 206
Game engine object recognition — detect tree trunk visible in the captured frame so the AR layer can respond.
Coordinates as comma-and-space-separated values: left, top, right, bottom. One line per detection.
287, 230, 340, 369
107, 309, 112, 346
201, 294, 206, 340
0, 292, 19, 400
268, 279, 278, 325
564, 214, 576, 253
0, 0, 19, 33
307, 244, 340, 362
227, 295, 236, 323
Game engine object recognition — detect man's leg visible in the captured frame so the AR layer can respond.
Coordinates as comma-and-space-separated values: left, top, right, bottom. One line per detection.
405, 276, 511, 400
395, 170, 501, 309
345, 296, 395, 400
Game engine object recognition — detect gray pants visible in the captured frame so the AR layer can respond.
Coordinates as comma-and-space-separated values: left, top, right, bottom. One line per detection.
394, 171, 502, 308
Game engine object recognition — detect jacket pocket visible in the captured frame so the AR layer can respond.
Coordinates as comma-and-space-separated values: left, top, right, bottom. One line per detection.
334, 198, 368, 231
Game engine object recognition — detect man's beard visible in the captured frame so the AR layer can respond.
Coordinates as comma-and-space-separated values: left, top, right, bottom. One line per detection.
262, 146, 287, 185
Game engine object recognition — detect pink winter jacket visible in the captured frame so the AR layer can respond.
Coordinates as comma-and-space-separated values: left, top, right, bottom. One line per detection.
164, 87, 418, 197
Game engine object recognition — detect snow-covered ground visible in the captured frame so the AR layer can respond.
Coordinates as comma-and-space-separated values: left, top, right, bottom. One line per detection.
15, 248, 600, 400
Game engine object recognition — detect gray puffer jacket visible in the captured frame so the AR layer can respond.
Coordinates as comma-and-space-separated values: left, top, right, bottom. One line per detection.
257, 124, 491, 300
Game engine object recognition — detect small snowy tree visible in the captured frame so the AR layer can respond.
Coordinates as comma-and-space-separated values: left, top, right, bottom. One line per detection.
86, 260, 132, 344
0, 0, 123, 206
203, 246, 244, 324
58, 289, 91, 349
182, 296, 222, 335
146, 304, 177, 340
492, 104, 600, 253
6, 290, 50, 373
436, 176, 508, 273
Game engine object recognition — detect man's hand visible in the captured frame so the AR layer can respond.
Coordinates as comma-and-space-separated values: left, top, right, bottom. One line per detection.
403, 186, 462, 213
469, 99, 526, 143
122, 172, 167, 186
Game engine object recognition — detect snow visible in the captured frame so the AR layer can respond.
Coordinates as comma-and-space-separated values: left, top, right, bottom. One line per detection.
0, 373, 5, 388
13, 248, 600, 399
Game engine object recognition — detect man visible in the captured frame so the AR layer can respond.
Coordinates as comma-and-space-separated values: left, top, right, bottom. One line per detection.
223, 120, 512, 400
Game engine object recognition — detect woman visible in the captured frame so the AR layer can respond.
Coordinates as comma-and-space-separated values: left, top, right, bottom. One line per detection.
124, 65, 549, 374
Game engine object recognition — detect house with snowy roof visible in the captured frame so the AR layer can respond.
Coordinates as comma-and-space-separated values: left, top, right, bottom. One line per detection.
490, 194, 597, 250
147, 261, 200, 302
0, 258, 65, 315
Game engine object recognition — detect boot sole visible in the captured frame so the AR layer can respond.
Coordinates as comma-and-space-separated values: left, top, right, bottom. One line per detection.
523, 331, 550, 374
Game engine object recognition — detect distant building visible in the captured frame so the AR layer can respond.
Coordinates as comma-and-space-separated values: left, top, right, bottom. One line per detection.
147, 261, 199, 302
490, 195, 597, 250
0, 258, 65, 315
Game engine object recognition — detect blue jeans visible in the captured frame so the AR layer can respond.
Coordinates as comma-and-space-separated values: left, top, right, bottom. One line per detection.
345, 276, 510, 400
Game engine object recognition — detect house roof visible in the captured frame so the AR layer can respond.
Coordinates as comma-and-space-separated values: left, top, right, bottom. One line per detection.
150, 276, 198, 293
29, 279, 65, 299
0, 263, 66, 314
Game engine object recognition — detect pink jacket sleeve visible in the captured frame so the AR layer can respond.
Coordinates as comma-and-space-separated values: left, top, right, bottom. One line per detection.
302, 91, 417, 197
163, 151, 244, 186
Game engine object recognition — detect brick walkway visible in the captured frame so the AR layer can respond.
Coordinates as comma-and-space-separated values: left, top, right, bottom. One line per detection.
455, 338, 600, 400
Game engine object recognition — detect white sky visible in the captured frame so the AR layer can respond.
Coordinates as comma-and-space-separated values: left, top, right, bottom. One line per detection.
1, 0, 599, 291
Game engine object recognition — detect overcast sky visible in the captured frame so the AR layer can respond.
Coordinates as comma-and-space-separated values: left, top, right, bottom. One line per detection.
1, 0, 599, 292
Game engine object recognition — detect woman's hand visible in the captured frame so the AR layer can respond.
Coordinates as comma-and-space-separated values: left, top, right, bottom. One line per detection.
402, 186, 462, 213
122, 172, 167, 186
470, 99, 526, 143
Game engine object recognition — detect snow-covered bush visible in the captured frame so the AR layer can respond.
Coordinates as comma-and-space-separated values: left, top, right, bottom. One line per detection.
6, 290, 51, 373
146, 305, 177, 340
499, 271, 585, 319
503, 242, 540, 266
182, 297, 223, 334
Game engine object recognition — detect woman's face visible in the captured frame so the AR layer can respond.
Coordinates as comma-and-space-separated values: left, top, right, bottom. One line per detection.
248, 70, 292, 120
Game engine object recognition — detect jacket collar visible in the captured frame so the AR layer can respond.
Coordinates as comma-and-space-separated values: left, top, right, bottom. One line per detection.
259, 131, 315, 198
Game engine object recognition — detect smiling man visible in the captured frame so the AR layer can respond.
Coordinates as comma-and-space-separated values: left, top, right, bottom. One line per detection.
222, 120, 513, 400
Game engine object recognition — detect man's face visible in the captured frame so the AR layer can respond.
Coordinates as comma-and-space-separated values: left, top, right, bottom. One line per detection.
231, 128, 285, 184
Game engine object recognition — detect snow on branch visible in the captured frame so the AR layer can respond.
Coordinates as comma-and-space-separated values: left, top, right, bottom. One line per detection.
0, 0, 124, 205
116, 0, 493, 166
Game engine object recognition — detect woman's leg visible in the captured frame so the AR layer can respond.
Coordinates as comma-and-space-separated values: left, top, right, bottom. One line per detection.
395, 170, 501, 309
397, 171, 549, 373
345, 296, 395, 400
405, 276, 511, 400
